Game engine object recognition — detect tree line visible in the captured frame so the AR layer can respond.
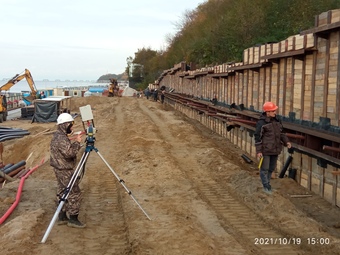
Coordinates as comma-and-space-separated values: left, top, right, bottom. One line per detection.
128, 0, 340, 89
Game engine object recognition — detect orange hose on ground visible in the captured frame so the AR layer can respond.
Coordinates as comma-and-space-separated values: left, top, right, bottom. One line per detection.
0, 159, 44, 225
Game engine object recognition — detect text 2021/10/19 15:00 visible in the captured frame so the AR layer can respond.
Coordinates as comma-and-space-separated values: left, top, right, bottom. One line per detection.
254, 237, 331, 245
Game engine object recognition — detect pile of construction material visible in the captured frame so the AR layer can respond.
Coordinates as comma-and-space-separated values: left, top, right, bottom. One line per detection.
0, 160, 28, 183
0, 126, 30, 142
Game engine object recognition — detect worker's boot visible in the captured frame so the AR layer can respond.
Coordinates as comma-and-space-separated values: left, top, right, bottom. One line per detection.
57, 211, 68, 225
67, 214, 86, 228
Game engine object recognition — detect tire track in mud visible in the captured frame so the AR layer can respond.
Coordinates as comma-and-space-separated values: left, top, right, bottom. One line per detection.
102, 99, 243, 254
79, 99, 131, 254
137, 100, 304, 255
80, 158, 131, 254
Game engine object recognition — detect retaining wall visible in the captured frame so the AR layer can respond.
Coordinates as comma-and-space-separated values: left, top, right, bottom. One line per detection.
157, 9, 340, 206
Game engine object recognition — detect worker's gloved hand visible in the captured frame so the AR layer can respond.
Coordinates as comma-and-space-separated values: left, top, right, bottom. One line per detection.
76, 134, 83, 143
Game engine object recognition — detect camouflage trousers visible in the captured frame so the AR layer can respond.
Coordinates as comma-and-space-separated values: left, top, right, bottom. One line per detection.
53, 168, 82, 216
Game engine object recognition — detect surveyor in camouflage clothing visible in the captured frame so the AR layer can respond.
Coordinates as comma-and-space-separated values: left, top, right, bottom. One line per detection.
50, 113, 85, 228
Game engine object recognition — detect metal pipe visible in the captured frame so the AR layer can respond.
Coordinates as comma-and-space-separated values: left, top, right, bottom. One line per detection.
323, 145, 340, 153
286, 133, 305, 140
241, 154, 253, 164
279, 155, 293, 178
233, 119, 257, 125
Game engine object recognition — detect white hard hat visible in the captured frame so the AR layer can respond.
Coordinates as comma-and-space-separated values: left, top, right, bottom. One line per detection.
57, 113, 74, 125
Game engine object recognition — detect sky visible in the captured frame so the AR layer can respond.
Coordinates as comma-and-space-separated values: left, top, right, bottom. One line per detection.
0, 0, 205, 81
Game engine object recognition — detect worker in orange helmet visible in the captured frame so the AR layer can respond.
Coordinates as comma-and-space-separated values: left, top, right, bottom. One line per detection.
254, 102, 291, 194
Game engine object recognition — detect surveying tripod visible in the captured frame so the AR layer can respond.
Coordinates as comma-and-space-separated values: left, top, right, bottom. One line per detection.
41, 105, 151, 244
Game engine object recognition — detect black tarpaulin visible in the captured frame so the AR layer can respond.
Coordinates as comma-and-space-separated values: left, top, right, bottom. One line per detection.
32, 101, 59, 123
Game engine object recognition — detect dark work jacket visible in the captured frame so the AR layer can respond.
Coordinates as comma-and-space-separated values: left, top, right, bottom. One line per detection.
254, 113, 289, 156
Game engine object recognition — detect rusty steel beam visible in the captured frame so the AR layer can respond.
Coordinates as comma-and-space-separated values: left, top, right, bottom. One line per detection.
323, 145, 340, 153
286, 133, 305, 140
165, 93, 340, 165
233, 119, 257, 125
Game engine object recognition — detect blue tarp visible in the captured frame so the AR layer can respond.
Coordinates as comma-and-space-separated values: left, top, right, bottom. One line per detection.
88, 87, 106, 93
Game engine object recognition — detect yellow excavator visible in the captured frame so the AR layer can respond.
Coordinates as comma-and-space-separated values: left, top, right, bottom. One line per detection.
108, 78, 117, 97
0, 69, 39, 122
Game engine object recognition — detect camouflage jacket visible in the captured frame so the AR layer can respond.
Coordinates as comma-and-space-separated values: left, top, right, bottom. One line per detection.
50, 123, 81, 170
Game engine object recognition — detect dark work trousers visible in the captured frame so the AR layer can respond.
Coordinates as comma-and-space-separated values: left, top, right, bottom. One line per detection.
259, 155, 278, 189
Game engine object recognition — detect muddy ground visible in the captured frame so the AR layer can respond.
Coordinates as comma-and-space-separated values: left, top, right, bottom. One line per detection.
0, 96, 339, 255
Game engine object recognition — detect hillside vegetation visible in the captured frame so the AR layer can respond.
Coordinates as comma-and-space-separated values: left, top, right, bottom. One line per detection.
129, 0, 340, 88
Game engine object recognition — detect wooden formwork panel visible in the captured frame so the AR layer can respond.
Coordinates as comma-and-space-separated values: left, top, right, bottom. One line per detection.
223, 78, 227, 104
324, 181, 334, 205
331, 9, 340, 23
247, 71, 254, 108
314, 38, 328, 122
265, 67, 271, 101
225, 77, 231, 105
254, 46, 260, 63
233, 129, 238, 146
295, 34, 305, 50
276, 152, 285, 177
303, 54, 314, 120
318, 11, 329, 26
300, 172, 308, 189
234, 73, 239, 105
238, 73, 244, 105
252, 71, 259, 110
259, 68, 265, 107
248, 47, 254, 64
287, 36, 295, 51
265, 43, 272, 56
217, 119, 222, 136
337, 187, 340, 207
311, 172, 321, 195
317, 9, 340, 26
237, 128, 242, 148
328, 32, 339, 125
272, 43, 279, 54
241, 130, 245, 150
300, 154, 311, 188
293, 59, 303, 119
242, 71, 248, 105
222, 123, 226, 138
245, 131, 251, 155
292, 151, 303, 183
310, 158, 319, 193
260, 45, 266, 59
231, 75, 236, 103
285, 58, 294, 115
280, 40, 287, 53
271, 64, 279, 106
278, 59, 286, 115
218, 79, 223, 103
243, 48, 249, 65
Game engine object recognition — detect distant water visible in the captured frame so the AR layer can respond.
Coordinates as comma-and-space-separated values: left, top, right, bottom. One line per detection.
1, 79, 108, 93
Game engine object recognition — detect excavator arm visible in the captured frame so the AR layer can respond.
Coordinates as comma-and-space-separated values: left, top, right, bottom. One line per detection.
0, 69, 38, 102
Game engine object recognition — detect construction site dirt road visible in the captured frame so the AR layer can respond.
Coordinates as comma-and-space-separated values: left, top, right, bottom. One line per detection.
0, 96, 339, 255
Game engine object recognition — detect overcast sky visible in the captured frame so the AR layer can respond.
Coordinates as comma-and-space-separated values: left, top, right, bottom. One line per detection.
0, 0, 204, 81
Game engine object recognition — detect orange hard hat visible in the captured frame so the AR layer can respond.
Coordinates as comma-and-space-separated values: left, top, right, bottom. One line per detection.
263, 102, 278, 112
